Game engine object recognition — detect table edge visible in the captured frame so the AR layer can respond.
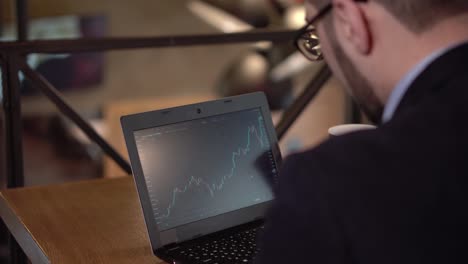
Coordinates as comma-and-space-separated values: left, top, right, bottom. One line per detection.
0, 193, 50, 264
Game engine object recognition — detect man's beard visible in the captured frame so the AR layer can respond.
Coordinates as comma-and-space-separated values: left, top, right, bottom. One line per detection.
326, 27, 384, 124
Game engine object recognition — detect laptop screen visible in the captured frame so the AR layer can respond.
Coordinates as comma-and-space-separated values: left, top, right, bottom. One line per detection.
133, 108, 277, 231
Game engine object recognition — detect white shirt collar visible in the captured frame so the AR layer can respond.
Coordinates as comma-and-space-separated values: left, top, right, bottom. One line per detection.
382, 42, 465, 123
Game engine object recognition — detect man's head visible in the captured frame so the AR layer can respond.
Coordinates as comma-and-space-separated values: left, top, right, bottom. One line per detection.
304, 0, 468, 123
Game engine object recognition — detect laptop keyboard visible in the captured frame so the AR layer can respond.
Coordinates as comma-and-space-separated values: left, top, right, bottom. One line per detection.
167, 225, 264, 264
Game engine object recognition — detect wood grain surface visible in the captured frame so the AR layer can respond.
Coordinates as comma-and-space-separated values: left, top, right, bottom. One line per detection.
0, 177, 166, 263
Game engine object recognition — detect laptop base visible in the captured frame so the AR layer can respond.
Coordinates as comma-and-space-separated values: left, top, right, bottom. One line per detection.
156, 220, 264, 264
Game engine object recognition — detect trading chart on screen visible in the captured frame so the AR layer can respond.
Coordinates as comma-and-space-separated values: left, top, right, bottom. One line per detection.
134, 108, 277, 231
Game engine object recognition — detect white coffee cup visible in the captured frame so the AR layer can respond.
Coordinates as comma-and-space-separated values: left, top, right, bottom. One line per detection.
328, 124, 376, 137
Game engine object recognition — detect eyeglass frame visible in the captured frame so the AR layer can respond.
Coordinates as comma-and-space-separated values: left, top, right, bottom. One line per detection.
294, 0, 368, 61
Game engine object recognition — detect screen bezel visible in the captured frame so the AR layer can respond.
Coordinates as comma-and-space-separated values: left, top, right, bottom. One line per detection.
121, 92, 281, 250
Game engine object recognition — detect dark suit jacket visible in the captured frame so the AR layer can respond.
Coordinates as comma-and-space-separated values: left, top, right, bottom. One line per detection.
257, 43, 468, 264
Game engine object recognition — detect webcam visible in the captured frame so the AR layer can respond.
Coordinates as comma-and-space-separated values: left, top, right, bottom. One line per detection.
197, 108, 202, 114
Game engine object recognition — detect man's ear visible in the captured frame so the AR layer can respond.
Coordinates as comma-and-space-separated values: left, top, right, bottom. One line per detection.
332, 0, 372, 55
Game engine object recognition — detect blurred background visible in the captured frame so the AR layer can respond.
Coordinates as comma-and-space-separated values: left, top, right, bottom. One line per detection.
0, 0, 347, 259
1, 0, 348, 183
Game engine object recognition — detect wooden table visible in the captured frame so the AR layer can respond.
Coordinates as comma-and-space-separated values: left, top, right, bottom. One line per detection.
0, 177, 166, 263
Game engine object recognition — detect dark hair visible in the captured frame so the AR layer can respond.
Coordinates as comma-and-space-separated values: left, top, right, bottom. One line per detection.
376, 0, 468, 32
310, 0, 468, 32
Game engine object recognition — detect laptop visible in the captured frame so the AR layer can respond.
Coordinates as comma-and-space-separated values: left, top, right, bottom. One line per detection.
121, 92, 282, 264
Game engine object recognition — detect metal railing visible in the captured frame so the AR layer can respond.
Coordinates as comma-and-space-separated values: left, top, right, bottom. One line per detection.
0, 29, 332, 183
